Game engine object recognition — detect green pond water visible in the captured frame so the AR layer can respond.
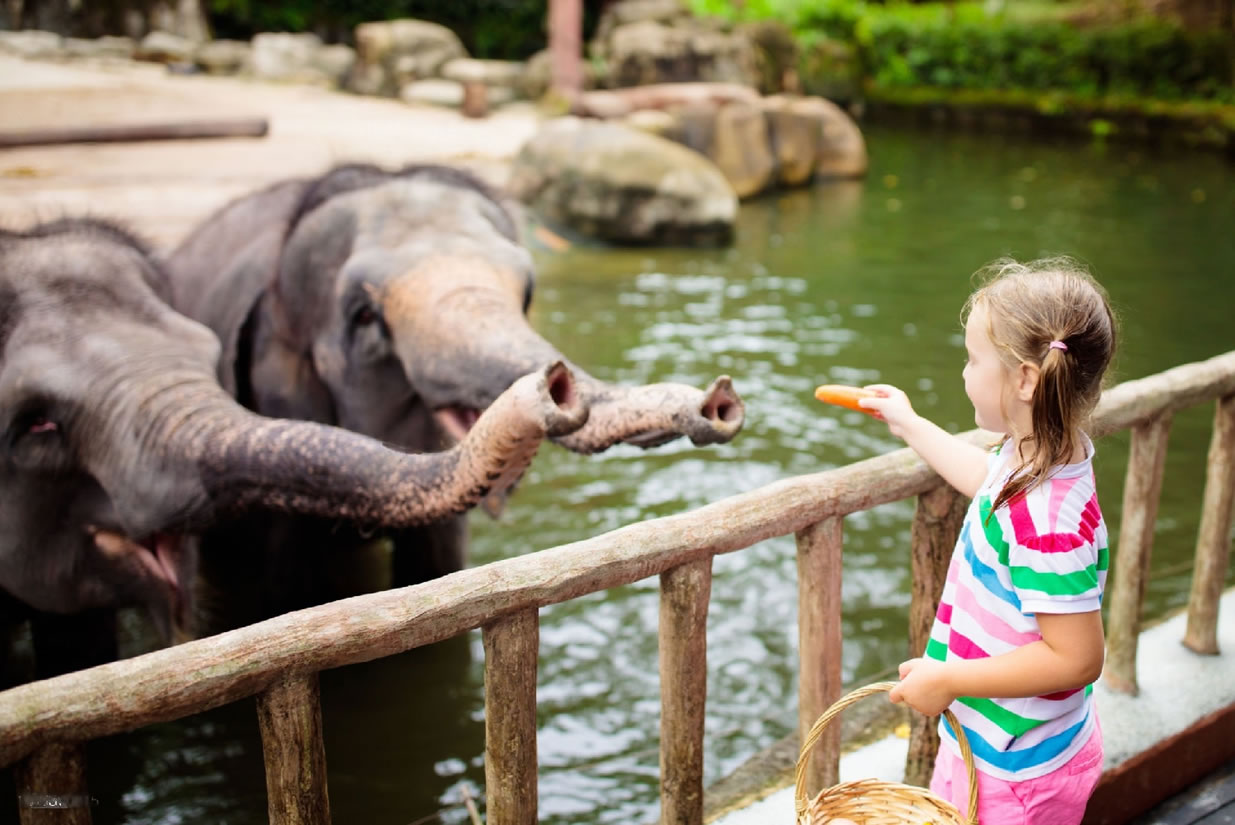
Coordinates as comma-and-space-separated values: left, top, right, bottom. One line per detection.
30, 124, 1235, 825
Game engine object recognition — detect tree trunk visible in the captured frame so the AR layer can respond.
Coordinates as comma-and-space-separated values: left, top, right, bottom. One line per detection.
548, 0, 584, 101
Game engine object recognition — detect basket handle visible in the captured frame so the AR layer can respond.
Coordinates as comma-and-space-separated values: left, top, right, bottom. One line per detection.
793, 681, 979, 825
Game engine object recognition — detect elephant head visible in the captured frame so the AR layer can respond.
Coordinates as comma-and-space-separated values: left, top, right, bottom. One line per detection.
0, 219, 587, 639
166, 163, 745, 469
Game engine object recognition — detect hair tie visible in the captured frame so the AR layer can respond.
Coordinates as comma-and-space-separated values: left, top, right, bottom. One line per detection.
1048, 340, 1068, 352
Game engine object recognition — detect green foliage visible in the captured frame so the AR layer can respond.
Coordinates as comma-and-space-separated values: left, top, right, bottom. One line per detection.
687, 0, 1235, 103
206, 0, 572, 59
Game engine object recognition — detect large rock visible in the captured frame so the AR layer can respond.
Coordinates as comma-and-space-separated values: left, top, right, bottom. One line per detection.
351, 19, 466, 97
0, 30, 62, 59
760, 95, 824, 186
791, 96, 868, 179
247, 33, 355, 88
508, 116, 737, 246
64, 36, 135, 60
134, 30, 194, 64
195, 38, 251, 75
708, 101, 776, 199
597, 18, 760, 89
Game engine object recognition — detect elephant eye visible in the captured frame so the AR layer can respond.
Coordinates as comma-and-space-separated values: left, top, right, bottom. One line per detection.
8, 405, 71, 473
351, 305, 379, 328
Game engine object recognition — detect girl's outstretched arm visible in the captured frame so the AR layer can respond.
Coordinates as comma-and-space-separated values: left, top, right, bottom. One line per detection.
860, 384, 989, 498
888, 610, 1106, 716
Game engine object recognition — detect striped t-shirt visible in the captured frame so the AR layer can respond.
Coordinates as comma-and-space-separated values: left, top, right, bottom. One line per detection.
928, 434, 1109, 782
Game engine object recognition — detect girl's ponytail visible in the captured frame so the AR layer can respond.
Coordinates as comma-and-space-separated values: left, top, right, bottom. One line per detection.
969, 259, 1116, 514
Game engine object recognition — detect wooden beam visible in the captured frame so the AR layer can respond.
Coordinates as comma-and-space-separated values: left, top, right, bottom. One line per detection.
0, 119, 269, 149
795, 517, 843, 796
1104, 412, 1173, 695
256, 672, 330, 825
659, 557, 712, 825
1183, 394, 1235, 655
905, 485, 966, 787
483, 609, 539, 825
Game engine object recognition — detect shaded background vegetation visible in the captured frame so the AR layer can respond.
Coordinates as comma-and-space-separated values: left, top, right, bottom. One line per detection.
207, 0, 606, 59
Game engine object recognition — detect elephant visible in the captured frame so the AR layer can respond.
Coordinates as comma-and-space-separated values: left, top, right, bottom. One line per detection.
0, 217, 588, 677
163, 162, 746, 624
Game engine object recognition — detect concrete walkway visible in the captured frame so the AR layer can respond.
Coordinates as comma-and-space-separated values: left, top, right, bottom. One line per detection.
0, 54, 543, 248
716, 588, 1235, 824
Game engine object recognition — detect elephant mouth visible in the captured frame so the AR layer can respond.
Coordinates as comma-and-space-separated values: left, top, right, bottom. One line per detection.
90, 527, 187, 628
433, 405, 482, 444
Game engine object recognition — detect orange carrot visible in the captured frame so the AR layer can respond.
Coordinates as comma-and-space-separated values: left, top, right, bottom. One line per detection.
813, 384, 881, 416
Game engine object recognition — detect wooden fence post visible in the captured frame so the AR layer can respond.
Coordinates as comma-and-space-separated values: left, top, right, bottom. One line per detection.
1105, 412, 1173, 695
483, 609, 540, 825
796, 517, 844, 796
905, 485, 967, 787
1183, 395, 1235, 655
256, 672, 330, 825
659, 558, 713, 825
15, 743, 91, 825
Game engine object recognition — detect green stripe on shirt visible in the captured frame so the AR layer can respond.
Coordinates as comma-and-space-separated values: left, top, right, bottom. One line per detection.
926, 637, 948, 662
958, 695, 1047, 738
979, 497, 1011, 566
1010, 564, 1099, 596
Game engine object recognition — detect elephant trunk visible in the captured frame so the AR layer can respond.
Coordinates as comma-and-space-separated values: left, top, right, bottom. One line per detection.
556, 372, 745, 454
203, 361, 585, 524
116, 362, 585, 530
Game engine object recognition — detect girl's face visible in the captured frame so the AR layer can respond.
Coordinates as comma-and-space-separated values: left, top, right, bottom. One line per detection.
962, 303, 1012, 433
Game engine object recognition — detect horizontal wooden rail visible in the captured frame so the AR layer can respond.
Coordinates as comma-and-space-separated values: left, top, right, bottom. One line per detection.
0, 351, 1232, 770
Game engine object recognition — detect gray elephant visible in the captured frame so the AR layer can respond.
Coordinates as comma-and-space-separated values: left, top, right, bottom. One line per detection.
164, 163, 745, 623
0, 218, 587, 676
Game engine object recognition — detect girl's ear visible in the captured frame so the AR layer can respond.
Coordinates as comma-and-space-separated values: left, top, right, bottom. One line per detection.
1015, 361, 1040, 402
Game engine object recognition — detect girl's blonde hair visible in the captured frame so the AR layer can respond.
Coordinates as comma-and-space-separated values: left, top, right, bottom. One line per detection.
963, 257, 1117, 514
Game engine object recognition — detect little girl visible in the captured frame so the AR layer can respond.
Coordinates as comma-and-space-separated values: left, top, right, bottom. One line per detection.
860, 257, 1117, 825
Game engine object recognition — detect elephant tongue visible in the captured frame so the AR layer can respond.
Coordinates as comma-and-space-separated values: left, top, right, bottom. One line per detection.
432, 405, 518, 520
91, 528, 183, 605
433, 405, 481, 445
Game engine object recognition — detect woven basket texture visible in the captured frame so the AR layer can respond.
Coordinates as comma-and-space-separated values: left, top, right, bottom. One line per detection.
794, 681, 979, 825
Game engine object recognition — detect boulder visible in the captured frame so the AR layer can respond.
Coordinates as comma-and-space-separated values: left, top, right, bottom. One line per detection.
440, 57, 524, 88
597, 18, 760, 89
135, 30, 194, 64
195, 38, 251, 76
760, 95, 824, 186
0, 30, 62, 59
351, 19, 466, 97
63, 36, 135, 60
791, 96, 868, 179
250, 32, 338, 87
708, 101, 776, 198
508, 116, 736, 246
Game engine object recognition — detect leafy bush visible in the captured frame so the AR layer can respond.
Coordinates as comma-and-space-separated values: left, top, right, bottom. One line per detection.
689, 0, 1235, 103
207, 0, 606, 60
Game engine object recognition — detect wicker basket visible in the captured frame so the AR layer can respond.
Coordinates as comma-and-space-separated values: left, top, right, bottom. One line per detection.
794, 681, 978, 825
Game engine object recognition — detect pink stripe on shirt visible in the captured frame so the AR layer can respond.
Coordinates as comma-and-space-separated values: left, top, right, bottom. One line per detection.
954, 580, 1041, 648
1009, 493, 1102, 554
947, 629, 989, 660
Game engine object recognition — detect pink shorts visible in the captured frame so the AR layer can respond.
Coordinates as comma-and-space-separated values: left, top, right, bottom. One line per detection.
929, 717, 1104, 825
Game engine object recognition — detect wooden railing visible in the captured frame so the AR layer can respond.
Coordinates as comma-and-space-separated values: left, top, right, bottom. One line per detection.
3, 350, 1234, 825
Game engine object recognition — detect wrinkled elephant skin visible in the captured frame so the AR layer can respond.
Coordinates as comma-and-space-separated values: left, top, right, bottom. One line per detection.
0, 220, 588, 656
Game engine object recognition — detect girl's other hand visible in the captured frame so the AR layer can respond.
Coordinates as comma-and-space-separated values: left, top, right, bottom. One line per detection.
858, 384, 917, 439
888, 657, 956, 717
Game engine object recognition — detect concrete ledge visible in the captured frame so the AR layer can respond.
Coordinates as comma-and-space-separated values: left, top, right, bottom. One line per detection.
712, 587, 1235, 825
